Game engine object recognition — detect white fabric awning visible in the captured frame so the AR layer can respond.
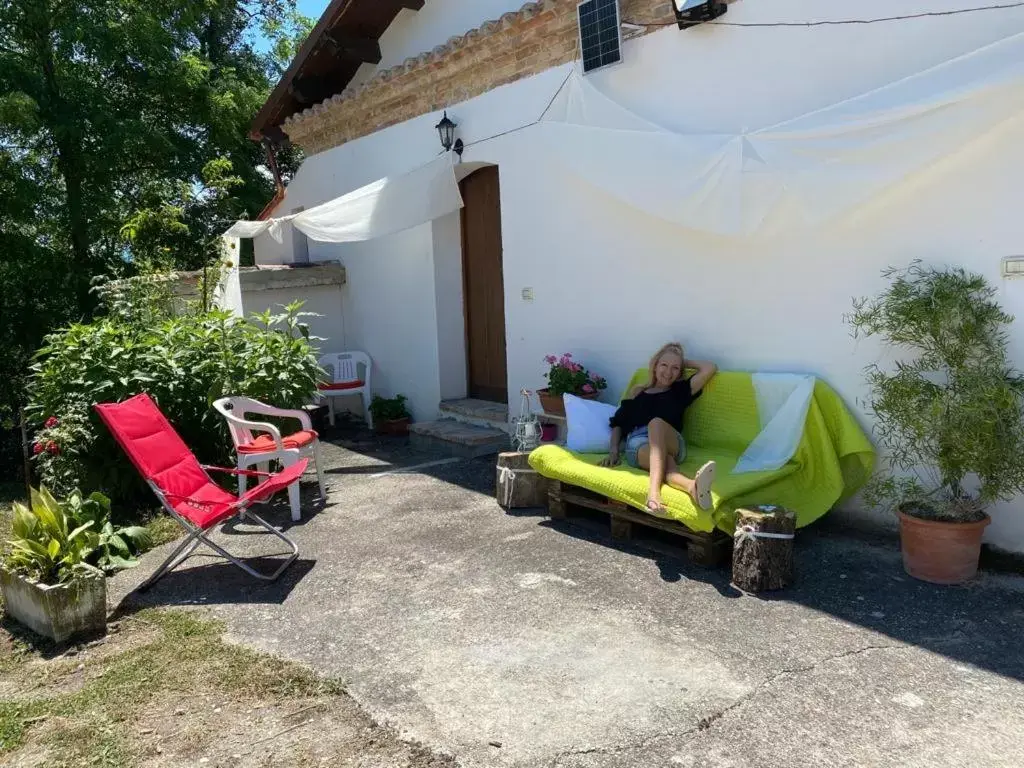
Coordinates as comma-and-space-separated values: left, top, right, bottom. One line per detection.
224, 155, 463, 243
537, 31, 1024, 236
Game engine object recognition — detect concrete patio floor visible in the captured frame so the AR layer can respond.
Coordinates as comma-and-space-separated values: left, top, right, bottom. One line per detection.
109, 435, 1024, 768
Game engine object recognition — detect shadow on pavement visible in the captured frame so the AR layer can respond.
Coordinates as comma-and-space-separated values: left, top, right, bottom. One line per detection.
540, 504, 1024, 682
113, 556, 316, 613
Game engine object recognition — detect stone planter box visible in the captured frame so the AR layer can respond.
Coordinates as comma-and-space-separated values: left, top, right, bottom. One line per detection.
0, 568, 106, 642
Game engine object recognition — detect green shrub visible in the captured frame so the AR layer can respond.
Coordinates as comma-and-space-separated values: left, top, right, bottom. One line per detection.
26, 302, 323, 516
849, 262, 1024, 522
369, 394, 411, 422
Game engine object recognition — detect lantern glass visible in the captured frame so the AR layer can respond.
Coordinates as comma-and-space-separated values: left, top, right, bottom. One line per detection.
435, 111, 456, 152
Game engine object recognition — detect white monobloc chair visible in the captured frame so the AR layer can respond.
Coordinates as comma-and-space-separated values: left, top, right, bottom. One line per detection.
213, 396, 326, 522
317, 351, 373, 428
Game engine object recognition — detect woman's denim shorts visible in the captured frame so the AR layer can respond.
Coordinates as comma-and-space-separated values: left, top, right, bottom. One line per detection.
624, 426, 687, 468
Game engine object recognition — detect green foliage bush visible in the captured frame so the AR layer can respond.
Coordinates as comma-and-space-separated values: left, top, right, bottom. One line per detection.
850, 262, 1024, 522
4, 487, 150, 585
369, 394, 411, 422
26, 303, 323, 516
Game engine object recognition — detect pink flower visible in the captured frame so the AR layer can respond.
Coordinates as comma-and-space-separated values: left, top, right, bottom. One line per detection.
564, 353, 572, 358
44, 416, 59, 429
582, 383, 595, 394
46, 441, 59, 456
545, 355, 557, 365
33, 442, 44, 455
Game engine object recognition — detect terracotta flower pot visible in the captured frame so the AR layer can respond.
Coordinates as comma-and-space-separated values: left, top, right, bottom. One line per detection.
537, 389, 598, 417
376, 417, 410, 436
898, 507, 991, 585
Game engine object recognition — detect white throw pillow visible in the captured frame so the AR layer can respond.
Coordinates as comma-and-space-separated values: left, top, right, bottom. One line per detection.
564, 394, 617, 454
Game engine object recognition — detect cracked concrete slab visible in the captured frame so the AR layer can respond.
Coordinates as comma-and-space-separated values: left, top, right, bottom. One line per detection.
110, 437, 1024, 768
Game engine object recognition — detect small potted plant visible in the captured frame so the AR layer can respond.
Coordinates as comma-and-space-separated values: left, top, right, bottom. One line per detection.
1, 487, 150, 641
849, 263, 1024, 584
537, 353, 608, 416
370, 394, 412, 436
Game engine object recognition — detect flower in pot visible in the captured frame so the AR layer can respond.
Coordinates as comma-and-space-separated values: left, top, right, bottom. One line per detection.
538, 354, 608, 416
2, 487, 151, 641
849, 262, 1024, 584
369, 394, 412, 436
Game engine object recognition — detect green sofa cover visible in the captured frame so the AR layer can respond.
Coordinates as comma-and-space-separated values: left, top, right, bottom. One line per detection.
528, 370, 875, 534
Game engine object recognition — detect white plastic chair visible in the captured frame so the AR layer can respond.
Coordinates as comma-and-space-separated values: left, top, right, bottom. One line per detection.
318, 351, 373, 428
213, 396, 326, 522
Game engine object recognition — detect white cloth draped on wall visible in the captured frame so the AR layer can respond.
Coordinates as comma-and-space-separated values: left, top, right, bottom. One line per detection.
733, 374, 816, 474
536, 31, 1024, 236
224, 154, 463, 242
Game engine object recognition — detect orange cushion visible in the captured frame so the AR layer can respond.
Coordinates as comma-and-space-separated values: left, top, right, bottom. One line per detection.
318, 380, 364, 391
237, 429, 318, 455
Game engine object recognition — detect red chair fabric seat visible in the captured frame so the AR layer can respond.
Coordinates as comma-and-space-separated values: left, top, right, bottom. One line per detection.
236, 429, 318, 455
318, 380, 364, 391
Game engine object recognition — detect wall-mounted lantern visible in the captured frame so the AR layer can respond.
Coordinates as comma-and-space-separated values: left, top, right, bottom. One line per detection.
435, 111, 464, 157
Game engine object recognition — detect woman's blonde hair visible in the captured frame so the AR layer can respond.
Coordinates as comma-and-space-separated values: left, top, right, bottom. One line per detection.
637, 342, 685, 393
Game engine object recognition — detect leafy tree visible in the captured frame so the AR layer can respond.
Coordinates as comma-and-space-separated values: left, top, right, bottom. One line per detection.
850, 263, 1024, 522
0, 0, 312, 478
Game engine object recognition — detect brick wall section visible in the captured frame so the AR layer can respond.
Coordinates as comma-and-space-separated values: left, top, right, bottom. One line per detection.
284, 0, 675, 155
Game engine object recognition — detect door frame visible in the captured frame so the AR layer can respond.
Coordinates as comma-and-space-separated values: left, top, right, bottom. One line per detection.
458, 164, 508, 403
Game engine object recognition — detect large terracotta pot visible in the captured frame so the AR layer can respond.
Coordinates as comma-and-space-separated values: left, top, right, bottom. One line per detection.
536, 388, 598, 417
898, 507, 990, 585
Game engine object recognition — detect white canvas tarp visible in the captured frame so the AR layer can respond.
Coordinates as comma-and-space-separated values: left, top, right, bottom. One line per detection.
536, 31, 1024, 236
224, 154, 463, 243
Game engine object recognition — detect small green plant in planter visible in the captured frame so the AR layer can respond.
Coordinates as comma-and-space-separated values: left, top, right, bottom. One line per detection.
849, 262, 1024, 584
2, 487, 151, 641
370, 394, 412, 436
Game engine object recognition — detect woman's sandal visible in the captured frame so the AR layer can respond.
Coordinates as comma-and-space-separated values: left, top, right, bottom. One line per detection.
646, 496, 667, 514
693, 461, 717, 510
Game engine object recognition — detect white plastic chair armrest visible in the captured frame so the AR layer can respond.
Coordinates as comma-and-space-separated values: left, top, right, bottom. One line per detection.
240, 402, 313, 432
235, 419, 286, 451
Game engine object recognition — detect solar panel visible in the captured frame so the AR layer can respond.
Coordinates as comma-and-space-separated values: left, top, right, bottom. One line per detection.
578, 0, 622, 74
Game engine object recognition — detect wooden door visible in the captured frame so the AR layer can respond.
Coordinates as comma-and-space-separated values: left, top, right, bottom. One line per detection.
460, 166, 508, 403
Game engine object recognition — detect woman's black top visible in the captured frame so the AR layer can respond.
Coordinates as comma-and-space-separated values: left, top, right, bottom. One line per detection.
609, 377, 701, 434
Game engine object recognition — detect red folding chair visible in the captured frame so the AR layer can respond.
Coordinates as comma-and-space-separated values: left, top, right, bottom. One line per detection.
95, 393, 307, 591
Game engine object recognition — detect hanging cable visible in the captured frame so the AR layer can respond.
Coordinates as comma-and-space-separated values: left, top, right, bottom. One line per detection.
461, 47, 578, 151
624, 1, 1024, 28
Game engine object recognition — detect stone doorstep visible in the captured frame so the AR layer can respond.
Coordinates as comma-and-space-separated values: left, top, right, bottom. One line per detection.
439, 398, 511, 435
409, 418, 510, 459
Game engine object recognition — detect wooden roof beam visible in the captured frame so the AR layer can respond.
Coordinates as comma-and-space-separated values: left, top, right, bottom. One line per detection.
325, 33, 382, 64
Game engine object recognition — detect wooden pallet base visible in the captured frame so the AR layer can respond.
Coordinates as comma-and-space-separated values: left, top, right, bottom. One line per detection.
547, 480, 731, 567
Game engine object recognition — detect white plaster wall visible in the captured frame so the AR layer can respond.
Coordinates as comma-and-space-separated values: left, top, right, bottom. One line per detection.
307, 227, 443, 424
240, 284, 343, 359
348, 0, 527, 89
267, 0, 1024, 550
494, 115, 1024, 551
431, 211, 468, 401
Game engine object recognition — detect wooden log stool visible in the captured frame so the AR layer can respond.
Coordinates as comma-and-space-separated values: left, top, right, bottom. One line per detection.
496, 451, 548, 509
731, 505, 796, 592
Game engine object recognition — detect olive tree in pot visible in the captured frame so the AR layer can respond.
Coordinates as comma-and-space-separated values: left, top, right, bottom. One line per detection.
849, 263, 1024, 584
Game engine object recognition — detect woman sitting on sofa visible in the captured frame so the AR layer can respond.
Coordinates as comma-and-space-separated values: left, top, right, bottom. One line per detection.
600, 343, 718, 513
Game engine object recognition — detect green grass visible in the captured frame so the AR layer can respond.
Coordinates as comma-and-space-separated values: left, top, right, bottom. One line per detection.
0, 609, 344, 765
140, 513, 182, 547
